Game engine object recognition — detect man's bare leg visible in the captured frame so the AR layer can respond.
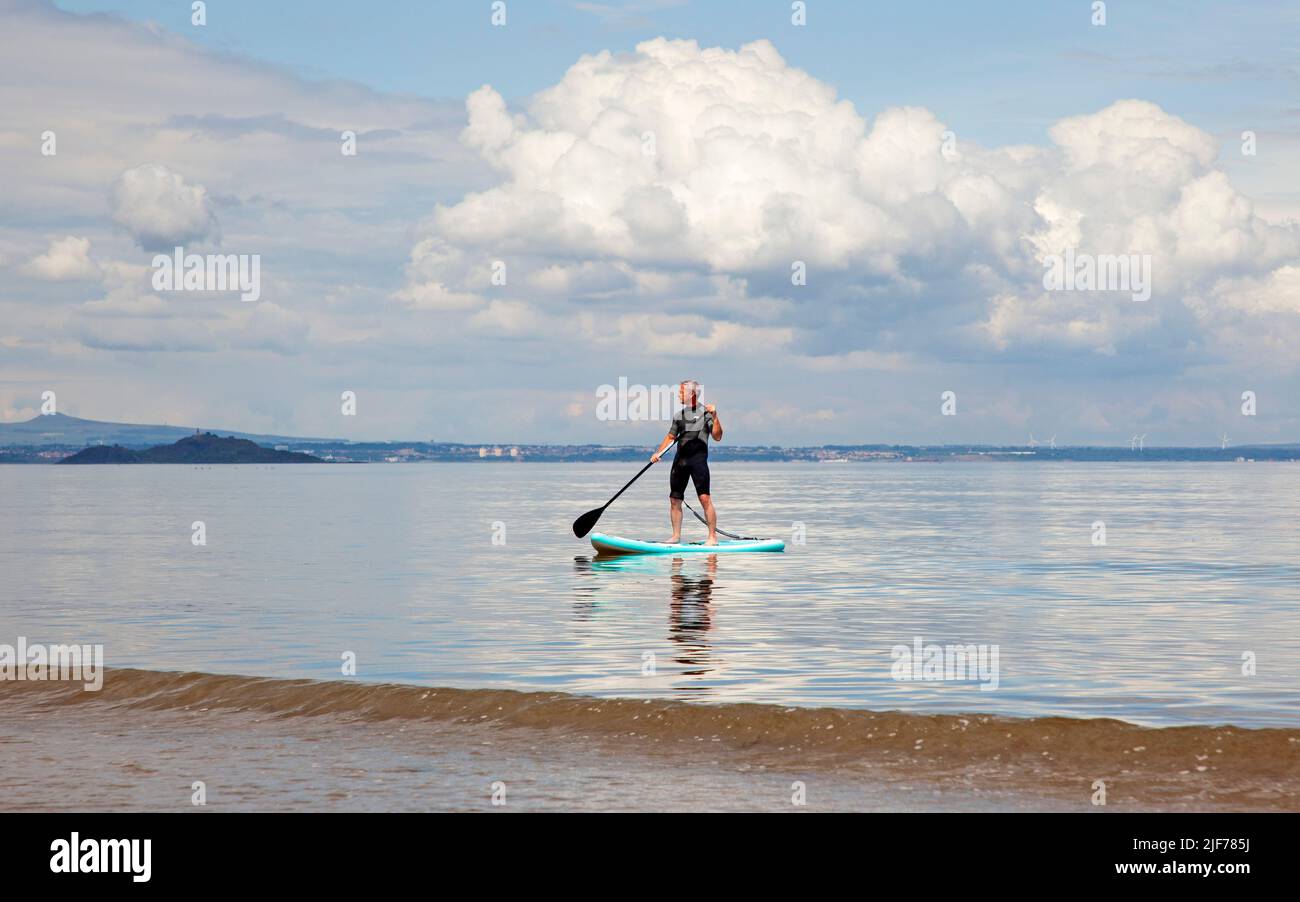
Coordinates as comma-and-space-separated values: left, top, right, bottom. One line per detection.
699, 493, 718, 545
668, 497, 683, 543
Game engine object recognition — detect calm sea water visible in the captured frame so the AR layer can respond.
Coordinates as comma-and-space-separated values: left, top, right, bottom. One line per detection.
2, 462, 1297, 728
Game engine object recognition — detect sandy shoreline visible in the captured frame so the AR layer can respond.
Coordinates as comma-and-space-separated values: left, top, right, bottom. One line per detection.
3, 669, 1296, 812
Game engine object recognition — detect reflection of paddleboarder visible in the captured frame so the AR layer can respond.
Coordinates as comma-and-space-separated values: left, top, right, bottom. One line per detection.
669, 555, 716, 677
650, 380, 724, 545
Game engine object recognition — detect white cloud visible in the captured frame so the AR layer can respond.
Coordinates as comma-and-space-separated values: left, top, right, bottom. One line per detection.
406, 38, 1299, 367
469, 299, 546, 334
109, 163, 219, 251
394, 238, 488, 311
1048, 99, 1218, 187
21, 235, 100, 281
578, 311, 794, 357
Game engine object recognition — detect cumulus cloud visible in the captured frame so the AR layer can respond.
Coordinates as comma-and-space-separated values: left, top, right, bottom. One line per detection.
439, 39, 908, 272
21, 235, 100, 280
394, 238, 488, 311
109, 163, 220, 251
402, 38, 1299, 368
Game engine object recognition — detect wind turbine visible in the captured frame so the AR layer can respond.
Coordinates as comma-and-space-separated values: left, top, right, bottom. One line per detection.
1048, 435, 1056, 450
1138, 434, 1146, 451
1130, 435, 1139, 451
1028, 433, 1039, 448
1221, 433, 1229, 450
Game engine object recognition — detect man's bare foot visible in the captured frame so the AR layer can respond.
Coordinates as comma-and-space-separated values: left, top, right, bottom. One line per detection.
666, 535, 681, 544
705, 535, 719, 546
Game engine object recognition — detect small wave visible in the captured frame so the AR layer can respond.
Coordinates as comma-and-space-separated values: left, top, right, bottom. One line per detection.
5, 668, 1297, 808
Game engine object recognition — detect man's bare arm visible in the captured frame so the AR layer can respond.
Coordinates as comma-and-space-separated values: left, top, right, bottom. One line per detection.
650, 432, 675, 462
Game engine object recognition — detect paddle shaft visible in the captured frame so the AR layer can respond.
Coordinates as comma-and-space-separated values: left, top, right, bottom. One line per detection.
604, 459, 655, 510
572, 458, 659, 536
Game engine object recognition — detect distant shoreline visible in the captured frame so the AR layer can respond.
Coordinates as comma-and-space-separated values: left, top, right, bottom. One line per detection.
2, 414, 1297, 464
3, 445, 1298, 464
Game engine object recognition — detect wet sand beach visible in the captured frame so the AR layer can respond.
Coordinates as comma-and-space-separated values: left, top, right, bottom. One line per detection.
3, 669, 1295, 812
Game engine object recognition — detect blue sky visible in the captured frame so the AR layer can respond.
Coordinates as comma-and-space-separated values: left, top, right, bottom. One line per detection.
2, 0, 1298, 444
55, 0, 1300, 145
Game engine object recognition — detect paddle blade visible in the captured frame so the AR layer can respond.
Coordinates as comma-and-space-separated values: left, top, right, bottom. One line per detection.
572, 506, 605, 538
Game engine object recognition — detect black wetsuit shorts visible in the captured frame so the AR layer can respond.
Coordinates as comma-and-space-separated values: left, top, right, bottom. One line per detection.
669, 440, 710, 499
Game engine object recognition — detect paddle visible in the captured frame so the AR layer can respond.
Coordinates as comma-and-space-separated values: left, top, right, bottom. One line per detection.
682, 499, 760, 541
572, 458, 658, 537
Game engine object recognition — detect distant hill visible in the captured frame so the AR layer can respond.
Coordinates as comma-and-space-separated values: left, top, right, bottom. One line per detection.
59, 433, 325, 464
0, 413, 336, 448
59, 445, 140, 464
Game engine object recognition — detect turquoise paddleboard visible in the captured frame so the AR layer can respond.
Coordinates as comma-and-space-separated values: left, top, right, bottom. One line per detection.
590, 532, 785, 555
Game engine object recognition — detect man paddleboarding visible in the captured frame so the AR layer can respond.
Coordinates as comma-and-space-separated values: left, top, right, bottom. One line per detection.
650, 380, 723, 545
